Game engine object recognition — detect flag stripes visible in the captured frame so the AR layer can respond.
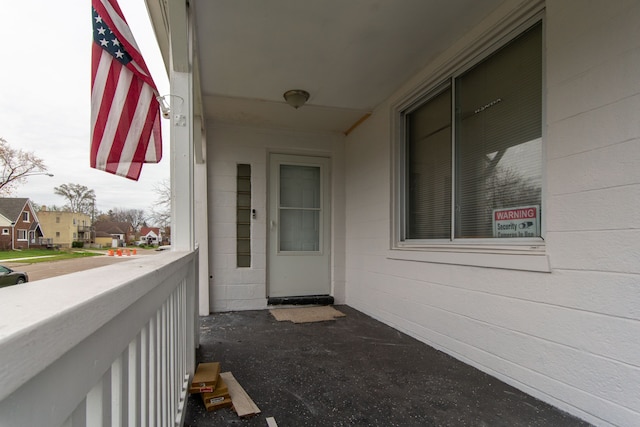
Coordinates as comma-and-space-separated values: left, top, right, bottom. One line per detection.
90, 0, 162, 181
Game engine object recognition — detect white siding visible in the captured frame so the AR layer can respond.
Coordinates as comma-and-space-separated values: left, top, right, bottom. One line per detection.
207, 124, 346, 312
344, 1, 640, 426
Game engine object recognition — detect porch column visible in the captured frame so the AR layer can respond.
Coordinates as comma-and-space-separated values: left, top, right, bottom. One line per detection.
168, 0, 194, 252
194, 115, 210, 316
166, 0, 200, 359
169, 69, 194, 251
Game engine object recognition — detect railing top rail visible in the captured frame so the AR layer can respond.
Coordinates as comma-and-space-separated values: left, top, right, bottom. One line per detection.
0, 250, 196, 403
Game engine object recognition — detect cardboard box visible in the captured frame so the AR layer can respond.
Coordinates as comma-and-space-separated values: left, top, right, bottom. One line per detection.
201, 377, 232, 411
202, 394, 233, 411
189, 362, 221, 394
206, 376, 229, 397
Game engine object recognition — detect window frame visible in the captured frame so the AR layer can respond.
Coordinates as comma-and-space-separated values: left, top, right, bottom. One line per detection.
17, 229, 27, 241
391, 14, 548, 271
23, 211, 30, 222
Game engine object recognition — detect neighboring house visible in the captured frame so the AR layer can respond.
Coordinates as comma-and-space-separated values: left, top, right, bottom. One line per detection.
145, 1, 640, 425
139, 226, 161, 245
94, 231, 115, 248
0, 198, 44, 250
93, 221, 135, 246
37, 208, 93, 248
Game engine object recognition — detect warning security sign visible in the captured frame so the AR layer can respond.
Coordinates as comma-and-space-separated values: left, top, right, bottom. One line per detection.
492, 205, 540, 238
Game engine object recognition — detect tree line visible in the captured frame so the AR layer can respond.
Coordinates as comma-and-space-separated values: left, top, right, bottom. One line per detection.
34, 183, 171, 231
1, 137, 170, 230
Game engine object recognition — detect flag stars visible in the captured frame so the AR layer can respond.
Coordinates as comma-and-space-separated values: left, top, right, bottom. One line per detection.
92, 7, 131, 65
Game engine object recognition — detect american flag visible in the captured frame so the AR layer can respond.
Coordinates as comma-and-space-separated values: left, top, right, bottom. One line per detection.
90, 0, 162, 181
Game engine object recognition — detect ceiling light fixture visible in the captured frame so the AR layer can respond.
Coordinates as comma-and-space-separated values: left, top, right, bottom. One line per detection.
283, 89, 310, 109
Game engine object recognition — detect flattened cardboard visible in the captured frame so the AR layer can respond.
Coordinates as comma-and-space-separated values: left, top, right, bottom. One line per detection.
220, 371, 261, 417
189, 362, 221, 394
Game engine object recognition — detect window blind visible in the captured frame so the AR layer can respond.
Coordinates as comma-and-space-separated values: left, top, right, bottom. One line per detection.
454, 22, 542, 238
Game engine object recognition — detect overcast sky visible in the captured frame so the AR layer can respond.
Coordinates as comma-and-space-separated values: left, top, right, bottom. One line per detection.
0, 0, 170, 213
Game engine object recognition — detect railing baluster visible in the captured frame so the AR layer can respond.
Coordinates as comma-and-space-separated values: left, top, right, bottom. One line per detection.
87, 370, 112, 427
172, 289, 179, 421
168, 292, 175, 423
111, 354, 124, 427
140, 325, 149, 427
161, 301, 168, 426
149, 313, 158, 427
128, 337, 141, 427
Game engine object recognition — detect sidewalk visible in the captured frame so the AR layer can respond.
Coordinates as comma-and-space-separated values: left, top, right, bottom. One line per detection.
1, 255, 57, 263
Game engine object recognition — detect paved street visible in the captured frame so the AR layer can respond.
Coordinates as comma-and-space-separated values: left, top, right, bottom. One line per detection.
4, 250, 160, 282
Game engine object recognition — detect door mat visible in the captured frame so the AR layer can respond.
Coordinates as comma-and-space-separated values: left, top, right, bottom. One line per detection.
270, 306, 346, 323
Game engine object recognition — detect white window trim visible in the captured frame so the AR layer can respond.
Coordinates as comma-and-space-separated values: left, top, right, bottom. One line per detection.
387, 246, 549, 273
17, 229, 28, 241
2, 229, 8, 235
390, 7, 548, 272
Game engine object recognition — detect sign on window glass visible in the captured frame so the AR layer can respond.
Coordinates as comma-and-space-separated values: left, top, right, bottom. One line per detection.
492, 205, 540, 238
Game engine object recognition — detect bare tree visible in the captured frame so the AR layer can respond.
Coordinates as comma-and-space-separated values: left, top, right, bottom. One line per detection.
485, 166, 541, 210
149, 179, 171, 228
0, 137, 48, 195
54, 183, 96, 216
108, 207, 147, 231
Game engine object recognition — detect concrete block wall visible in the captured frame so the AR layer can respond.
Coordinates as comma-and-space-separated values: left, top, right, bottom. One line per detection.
343, 1, 640, 425
207, 123, 346, 312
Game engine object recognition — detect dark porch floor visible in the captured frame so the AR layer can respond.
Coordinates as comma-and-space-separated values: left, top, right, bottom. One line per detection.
185, 305, 590, 427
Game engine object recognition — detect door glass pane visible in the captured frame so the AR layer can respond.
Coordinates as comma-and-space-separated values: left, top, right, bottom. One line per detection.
280, 165, 320, 208
280, 210, 320, 251
279, 164, 321, 252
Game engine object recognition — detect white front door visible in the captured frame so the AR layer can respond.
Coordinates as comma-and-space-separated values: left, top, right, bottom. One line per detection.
268, 154, 331, 298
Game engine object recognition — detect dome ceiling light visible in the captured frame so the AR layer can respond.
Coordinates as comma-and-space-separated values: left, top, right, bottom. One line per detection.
283, 89, 310, 109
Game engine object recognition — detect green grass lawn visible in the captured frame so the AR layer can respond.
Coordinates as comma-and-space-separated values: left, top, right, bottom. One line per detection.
0, 248, 105, 264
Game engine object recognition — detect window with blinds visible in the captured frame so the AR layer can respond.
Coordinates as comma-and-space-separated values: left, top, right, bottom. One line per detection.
402, 21, 542, 242
406, 87, 452, 240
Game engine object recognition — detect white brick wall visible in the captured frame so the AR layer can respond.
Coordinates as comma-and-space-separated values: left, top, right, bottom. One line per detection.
343, 1, 640, 425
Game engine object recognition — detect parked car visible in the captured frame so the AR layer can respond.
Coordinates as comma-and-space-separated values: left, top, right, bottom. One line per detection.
0, 265, 28, 288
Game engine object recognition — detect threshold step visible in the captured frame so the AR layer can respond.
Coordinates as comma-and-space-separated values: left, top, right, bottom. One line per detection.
267, 295, 334, 306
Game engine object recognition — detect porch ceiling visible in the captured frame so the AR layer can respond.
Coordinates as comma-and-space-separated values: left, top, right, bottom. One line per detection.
192, 0, 505, 133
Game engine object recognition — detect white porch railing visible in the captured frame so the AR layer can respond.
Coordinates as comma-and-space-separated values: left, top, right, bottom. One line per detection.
0, 250, 198, 427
